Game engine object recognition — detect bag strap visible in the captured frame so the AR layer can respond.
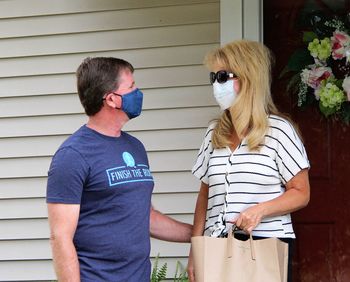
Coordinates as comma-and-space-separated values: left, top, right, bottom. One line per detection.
249, 234, 256, 260
227, 229, 233, 258
227, 227, 256, 260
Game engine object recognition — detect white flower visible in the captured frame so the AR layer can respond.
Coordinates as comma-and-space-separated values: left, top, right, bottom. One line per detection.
300, 65, 333, 90
331, 30, 350, 60
342, 76, 350, 101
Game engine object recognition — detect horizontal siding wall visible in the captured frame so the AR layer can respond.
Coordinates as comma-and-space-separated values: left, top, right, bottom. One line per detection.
0, 0, 220, 281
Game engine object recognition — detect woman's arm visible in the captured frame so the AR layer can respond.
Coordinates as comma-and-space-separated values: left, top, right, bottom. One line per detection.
188, 181, 209, 282
234, 169, 310, 234
191, 182, 209, 236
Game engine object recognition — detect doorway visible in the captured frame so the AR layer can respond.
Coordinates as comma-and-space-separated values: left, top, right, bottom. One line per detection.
263, 1, 350, 281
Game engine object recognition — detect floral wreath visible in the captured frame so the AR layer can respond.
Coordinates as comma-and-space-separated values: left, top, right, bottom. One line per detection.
283, 10, 350, 124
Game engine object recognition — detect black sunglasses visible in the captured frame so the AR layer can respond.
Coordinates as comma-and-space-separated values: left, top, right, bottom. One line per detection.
210, 70, 237, 84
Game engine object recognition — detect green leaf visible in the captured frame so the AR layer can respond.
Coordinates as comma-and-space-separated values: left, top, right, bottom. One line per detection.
151, 253, 167, 282
340, 102, 350, 125
303, 31, 317, 43
157, 263, 167, 281
305, 91, 317, 106
174, 261, 189, 282
334, 79, 343, 88
320, 0, 346, 12
151, 258, 158, 282
287, 48, 314, 72
286, 73, 302, 94
279, 65, 292, 78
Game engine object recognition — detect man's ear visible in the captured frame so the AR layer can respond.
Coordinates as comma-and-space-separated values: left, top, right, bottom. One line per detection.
105, 93, 121, 109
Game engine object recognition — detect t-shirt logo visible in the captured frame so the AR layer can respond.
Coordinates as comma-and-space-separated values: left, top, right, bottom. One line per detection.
106, 151, 154, 187
122, 152, 135, 167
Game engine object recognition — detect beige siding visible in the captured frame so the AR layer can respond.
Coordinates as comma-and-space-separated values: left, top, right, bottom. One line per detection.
0, 0, 220, 280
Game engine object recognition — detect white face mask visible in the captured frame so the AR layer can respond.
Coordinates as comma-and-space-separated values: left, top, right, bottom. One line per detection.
213, 79, 237, 110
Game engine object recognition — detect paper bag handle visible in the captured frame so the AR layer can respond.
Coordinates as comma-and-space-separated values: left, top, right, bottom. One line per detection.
227, 227, 256, 261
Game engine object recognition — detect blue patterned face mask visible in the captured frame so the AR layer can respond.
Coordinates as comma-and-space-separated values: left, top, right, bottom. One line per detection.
114, 88, 143, 119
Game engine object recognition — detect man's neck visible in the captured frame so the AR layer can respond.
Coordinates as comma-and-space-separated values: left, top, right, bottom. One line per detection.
86, 112, 127, 137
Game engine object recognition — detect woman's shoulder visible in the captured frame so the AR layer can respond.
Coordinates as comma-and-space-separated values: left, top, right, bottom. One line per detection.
199, 121, 217, 146
208, 120, 217, 130
268, 114, 295, 131
204, 120, 217, 137
268, 114, 301, 141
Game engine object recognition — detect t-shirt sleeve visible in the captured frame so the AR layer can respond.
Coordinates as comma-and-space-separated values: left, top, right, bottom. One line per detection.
192, 124, 215, 184
275, 121, 310, 184
46, 147, 89, 204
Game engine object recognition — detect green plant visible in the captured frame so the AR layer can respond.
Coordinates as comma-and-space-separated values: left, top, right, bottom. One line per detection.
151, 253, 167, 282
174, 260, 189, 282
151, 254, 189, 282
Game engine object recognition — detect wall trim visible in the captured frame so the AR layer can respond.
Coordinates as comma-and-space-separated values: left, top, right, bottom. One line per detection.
220, 0, 263, 44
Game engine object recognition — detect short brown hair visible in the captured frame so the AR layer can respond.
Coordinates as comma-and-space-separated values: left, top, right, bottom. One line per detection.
76, 57, 134, 116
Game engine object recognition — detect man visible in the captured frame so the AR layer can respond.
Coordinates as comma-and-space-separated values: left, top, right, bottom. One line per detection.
46, 57, 192, 282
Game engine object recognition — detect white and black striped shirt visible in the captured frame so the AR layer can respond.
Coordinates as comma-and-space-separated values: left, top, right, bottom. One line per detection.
192, 115, 310, 238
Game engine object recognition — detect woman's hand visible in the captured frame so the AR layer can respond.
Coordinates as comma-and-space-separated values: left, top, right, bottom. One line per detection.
232, 169, 310, 234
232, 204, 265, 234
187, 247, 195, 282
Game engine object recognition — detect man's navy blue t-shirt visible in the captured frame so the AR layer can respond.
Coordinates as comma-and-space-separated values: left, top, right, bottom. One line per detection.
47, 125, 154, 282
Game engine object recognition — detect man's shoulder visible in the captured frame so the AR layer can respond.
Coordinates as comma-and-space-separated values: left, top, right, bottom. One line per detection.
58, 126, 86, 148
122, 131, 144, 146
53, 125, 91, 160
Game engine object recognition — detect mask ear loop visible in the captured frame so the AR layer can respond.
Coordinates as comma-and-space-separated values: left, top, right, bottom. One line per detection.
113, 93, 122, 110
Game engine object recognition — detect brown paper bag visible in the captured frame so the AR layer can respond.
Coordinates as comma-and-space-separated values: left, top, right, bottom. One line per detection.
191, 231, 288, 282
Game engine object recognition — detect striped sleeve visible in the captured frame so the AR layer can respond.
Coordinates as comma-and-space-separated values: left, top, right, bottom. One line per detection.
274, 120, 310, 184
192, 123, 215, 184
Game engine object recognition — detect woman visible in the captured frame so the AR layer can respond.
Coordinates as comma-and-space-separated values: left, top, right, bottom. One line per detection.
188, 40, 310, 282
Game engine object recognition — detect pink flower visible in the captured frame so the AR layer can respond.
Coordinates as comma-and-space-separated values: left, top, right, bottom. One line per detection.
331, 30, 350, 60
301, 65, 333, 89
342, 76, 350, 101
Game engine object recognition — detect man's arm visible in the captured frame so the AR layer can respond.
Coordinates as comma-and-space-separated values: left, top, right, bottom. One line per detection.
47, 203, 81, 282
150, 207, 192, 242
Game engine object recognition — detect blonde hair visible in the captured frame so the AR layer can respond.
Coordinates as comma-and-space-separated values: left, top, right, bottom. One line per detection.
205, 40, 281, 151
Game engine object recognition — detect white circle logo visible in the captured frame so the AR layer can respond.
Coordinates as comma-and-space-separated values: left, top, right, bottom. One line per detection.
122, 152, 135, 167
